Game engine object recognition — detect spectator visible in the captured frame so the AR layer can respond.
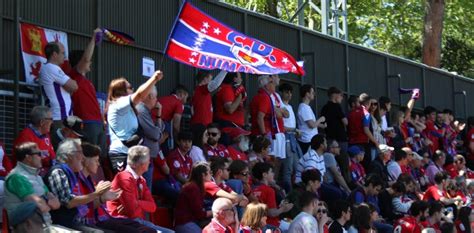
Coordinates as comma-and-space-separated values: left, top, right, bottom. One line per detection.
315, 201, 330, 233
423, 106, 442, 154
251, 162, 293, 229
240, 202, 268, 233
174, 162, 213, 233
454, 207, 472, 233
393, 200, 429, 233
250, 75, 277, 139
50, 115, 84, 151
39, 42, 78, 131
107, 70, 163, 174
107, 145, 173, 232
348, 95, 360, 111
208, 157, 247, 204
4, 142, 63, 232
348, 145, 366, 187
214, 72, 246, 128
202, 198, 238, 233
465, 116, 474, 169
387, 148, 409, 181
423, 172, 462, 205
426, 150, 447, 185
248, 136, 272, 167
328, 200, 351, 233
368, 144, 394, 185
440, 222, 456, 233
324, 140, 351, 195
205, 123, 230, 159
378, 96, 391, 131
442, 109, 465, 159
445, 154, 473, 179
295, 134, 326, 184
284, 169, 322, 219
166, 132, 194, 185
297, 84, 326, 153
389, 181, 412, 218
68, 29, 106, 163
190, 124, 209, 163
390, 109, 410, 149
227, 160, 256, 203
348, 93, 378, 170
279, 82, 303, 192
349, 174, 384, 207
136, 85, 165, 188
157, 85, 189, 152
152, 148, 179, 205
0, 140, 12, 177
45, 139, 114, 230
347, 203, 377, 233
369, 98, 384, 160
224, 126, 251, 161
190, 70, 227, 127
421, 202, 450, 231
78, 142, 156, 233
289, 191, 327, 233
409, 150, 430, 191
13, 106, 55, 175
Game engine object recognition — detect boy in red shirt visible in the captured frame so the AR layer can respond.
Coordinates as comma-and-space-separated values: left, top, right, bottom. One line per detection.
393, 200, 429, 233
166, 132, 193, 185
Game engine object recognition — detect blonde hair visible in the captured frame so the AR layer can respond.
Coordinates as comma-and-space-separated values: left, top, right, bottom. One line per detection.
240, 202, 268, 230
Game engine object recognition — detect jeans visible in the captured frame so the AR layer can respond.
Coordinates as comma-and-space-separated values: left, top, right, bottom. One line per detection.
280, 133, 302, 193
152, 178, 180, 205
134, 218, 175, 233
175, 222, 201, 233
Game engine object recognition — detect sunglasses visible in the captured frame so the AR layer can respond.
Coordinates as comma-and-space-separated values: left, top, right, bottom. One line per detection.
30, 151, 42, 156
208, 132, 219, 137
317, 209, 327, 214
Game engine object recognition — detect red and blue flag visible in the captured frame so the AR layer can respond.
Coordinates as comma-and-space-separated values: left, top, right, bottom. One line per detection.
165, 1, 305, 76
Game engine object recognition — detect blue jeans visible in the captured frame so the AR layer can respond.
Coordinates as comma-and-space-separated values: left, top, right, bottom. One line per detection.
175, 222, 201, 233
281, 133, 302, 193
373, 220, 394, 233
134, 218, 175, 233
319, 182, 348, 201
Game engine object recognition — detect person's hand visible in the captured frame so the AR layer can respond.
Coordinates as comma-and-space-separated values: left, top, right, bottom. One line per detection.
152, 70, 164, 81
93, 28, 102, 36
47, 192, 60, 210
238, 195, 249, 207
411, 88, 420, 100
155, 101, 162, 110
38, 198, 51, 213
456, 121, 466, 131
102, 188, 122, 202
235, 85, 245, 96
279, 201, 293, 212
318, 212, 329, 225
317, 116, 326, 123
95, 180, 111, 195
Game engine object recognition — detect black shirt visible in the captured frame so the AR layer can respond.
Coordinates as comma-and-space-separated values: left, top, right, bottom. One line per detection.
321, 101, 347, 142
329, 220, 347, 233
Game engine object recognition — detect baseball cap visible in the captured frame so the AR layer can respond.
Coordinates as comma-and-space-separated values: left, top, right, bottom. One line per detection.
378, 144, 394, 153
347, 145, 364, 157
63, 116, 84, 137
411, 151, 423, 160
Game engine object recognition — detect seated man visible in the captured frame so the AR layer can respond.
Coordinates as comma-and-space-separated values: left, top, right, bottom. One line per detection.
107, 145, 174, 233
4, 142, 66, 232
202, 198, 238, 233
166, 132, 193, 185
205, 123, 230, 159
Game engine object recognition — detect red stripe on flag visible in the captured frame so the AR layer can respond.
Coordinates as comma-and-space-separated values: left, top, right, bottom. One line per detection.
21, 23, 48, 57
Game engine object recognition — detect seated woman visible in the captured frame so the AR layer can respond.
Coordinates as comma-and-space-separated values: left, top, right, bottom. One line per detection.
348, 203, 378, 233
174, 162, 213, 233
78, 142, 156, 232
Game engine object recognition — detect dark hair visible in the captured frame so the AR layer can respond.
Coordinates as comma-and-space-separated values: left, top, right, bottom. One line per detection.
299, 191, 318, 209
365, 174, 384, 188
191, 124, 207, 150
424, 106, 437, 116
440, 222, 456, 233
223, 72, 238, 84
378, 96, 391, 111
301, 169, 322, 185
310, 134, 326, 150
278, 83, 293, 93
397, 173, 415, 186
457, 207, 472, 233
409, 200, 429, 217
196, 70, 211, 84
433, 150, 445, 162
177, 131, 193, 141
69, 50, 84, 68
359, 93, 371, 106
327, 86, 342, 97
391, 181, 406, 194
210, 156, 229, 176
352, 204, 372, 231
300, 84, 313, 99
81, 142, 101, 158
252, 136, 271, 153
348, 95, 359, 108
442, 109, 453, 116
331, 200, 351, 219
207, 123, 220, 131
394, 149, 408, 162
15, 142, 39, 162
434, 172, 448, 184
428, 201, 443, 216
172, 84, 189, 96
252, 162, 273, 180
228, 160, 248, 179
188, 162, 210, 193
44, 42, 60, 60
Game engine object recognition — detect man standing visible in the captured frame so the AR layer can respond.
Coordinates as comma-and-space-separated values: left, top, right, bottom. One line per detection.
202, 198, 238, 233
250, 75, 277, 139
297, 84, 326, 154
39, 42, 78, 131
214, 72, 246, 128
137, 86, 165, 189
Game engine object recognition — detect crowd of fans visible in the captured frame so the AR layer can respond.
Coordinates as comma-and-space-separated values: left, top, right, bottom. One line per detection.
1, 29, 474, 233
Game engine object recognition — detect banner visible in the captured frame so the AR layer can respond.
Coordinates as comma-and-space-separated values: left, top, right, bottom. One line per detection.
165, 2, 305, 76
20, 23, 69, 84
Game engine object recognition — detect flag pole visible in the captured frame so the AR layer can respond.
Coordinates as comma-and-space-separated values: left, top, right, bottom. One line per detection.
159, 0, 187, 70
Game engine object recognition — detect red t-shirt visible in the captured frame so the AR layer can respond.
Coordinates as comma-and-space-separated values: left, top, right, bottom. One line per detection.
250, 89, 273, 136
214, 84, 245, 127
69, 69, 102, 122
350, 160, 366, 184
156, 95, 184, 122
227, 146, 248, 162
152, 152, 167, 181
166, 148, 193, 180
393, 216, 423, 233
191, 85, 212, 126
422, 185, 444, 202
423, 120, 441, 153
252, 183, 279, 227
204, 181, 222, 198
347, 106, 369, 144
13, 126, 56, 173
205, 144, 230, 158
175, 182, 207, 225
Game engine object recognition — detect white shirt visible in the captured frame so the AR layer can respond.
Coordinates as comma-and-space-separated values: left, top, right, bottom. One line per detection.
381, 115, 388, 131
39, 63, 72, 120
288, 212, 319, 233
297, 103, 318, 143
189, 145, 206, 163
281, 101, 296, 129
295, 149, 325, 183
387, 160, 402, 181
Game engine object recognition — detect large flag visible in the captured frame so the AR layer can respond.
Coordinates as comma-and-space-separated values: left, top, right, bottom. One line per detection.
165, 2, 305, 76
20, 23, 69, 84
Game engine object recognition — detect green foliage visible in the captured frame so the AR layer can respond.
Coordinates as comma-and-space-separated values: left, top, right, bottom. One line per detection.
221, 0, 473, 77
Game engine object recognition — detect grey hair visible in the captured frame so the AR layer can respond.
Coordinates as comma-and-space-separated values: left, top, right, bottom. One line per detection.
30, 106, 51, 125
127, 145, 150, 165
212, 197, 233, 217
56, 138, 81, 163
258, 75, 271, 88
